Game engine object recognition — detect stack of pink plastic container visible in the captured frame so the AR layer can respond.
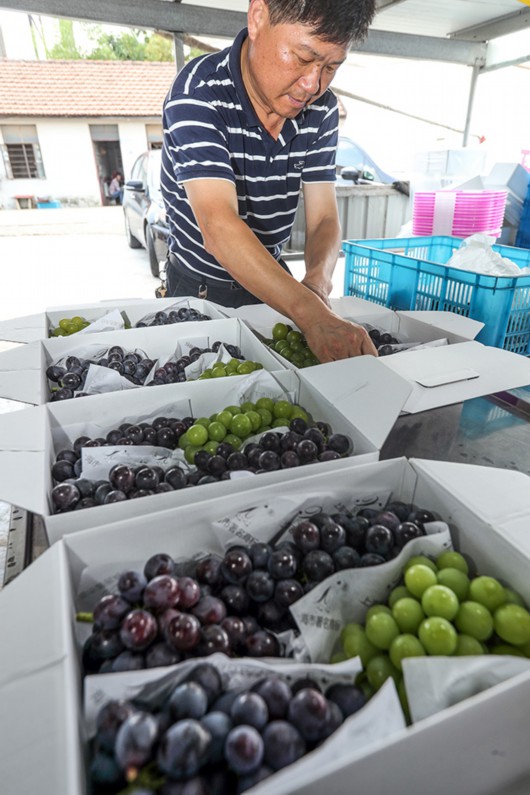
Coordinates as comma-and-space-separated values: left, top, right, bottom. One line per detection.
412, 190, 507, 238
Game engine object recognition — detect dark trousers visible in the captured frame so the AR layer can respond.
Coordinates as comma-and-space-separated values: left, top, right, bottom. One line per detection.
166, 255, 292, 309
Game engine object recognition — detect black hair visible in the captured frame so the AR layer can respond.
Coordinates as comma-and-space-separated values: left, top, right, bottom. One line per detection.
265, 0, 376, 45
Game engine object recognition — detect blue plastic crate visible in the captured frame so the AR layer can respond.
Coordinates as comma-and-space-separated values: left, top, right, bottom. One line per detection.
343, 235, 530, 355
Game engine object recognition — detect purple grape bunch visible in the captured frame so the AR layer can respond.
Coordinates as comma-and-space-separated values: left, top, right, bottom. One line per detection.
82, 551, 285, 677
89, 661, 367, 793
135, 306, 211, 327
287, 502, 433, 586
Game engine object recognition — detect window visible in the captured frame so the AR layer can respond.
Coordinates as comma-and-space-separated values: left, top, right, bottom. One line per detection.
0, 125, 45, 179
146, 124, 163, 150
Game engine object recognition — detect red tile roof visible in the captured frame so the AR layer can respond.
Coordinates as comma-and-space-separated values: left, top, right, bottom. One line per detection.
0, 59, 177, 117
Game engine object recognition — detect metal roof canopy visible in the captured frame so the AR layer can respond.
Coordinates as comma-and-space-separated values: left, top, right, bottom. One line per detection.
1, 0, 529, 143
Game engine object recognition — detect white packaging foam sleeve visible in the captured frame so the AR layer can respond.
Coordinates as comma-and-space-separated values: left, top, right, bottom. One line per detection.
76, 308, 126, 334
83, 363, 141, 395
403, 655, 530, 723
290, 521, 451, 662
83, 653, 405, 793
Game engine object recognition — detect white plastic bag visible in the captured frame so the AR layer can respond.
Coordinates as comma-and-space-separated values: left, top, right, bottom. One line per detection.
446, 233, 530, 277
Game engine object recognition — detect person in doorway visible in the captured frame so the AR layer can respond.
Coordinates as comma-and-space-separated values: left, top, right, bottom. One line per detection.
161, 0, 378, 362
108, 171, 124, 205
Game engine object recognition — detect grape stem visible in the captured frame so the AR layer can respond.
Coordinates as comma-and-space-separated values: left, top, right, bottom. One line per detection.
75, 611, 94, 623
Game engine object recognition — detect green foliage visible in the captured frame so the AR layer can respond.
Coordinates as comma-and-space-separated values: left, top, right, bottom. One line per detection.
47, 22, 174, 62
47, 19, 83, 59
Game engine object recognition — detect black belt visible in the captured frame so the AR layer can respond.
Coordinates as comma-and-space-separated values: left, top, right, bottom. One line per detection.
168, 254, 243, 290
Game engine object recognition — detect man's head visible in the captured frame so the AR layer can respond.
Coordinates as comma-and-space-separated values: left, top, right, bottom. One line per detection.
243, 0, 375, 126
265, 0, 376, 46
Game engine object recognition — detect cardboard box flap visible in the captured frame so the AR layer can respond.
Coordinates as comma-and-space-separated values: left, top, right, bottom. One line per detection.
396, 311, 484, 339
299, 355, 412, 449
0, 404, 50, 515
0, 541, 84, 794
0, 340, 43, 404
330, 296, 393, 321
379, 341, 530, 413
0, 312, 47, 343
411, 458, 530, 525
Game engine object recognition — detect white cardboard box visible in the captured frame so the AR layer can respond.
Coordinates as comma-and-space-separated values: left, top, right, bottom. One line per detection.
0, 361, 411, 544
228, 299, 530, 414
2, 457, 530, 795
0, 316, 286, 405
0, 296, 229, 344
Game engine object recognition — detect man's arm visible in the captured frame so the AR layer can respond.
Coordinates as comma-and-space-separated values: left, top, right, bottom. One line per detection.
184, 178, 378, 361
300, 181, 342, 307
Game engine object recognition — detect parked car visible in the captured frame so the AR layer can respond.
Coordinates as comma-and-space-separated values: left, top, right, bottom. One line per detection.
123, 149, 169, 277
336, 135, 398, 185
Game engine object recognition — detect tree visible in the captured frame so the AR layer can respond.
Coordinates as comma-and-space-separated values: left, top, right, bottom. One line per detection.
46, 21, 175, 61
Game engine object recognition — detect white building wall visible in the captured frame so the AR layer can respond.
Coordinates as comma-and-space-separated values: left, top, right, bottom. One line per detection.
0, 117, 158, 209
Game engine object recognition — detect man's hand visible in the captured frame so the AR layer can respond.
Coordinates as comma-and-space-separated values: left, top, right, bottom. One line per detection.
300, 276, 333, 308
301, 314, 378, 362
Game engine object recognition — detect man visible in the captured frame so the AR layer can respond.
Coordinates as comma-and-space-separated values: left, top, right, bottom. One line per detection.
161, 0, 378, 362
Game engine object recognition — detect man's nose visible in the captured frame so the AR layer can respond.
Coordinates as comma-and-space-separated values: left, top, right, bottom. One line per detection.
298, 65, 321, 96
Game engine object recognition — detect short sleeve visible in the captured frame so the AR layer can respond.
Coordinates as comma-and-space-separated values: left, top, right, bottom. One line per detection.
301, 91, 339, 185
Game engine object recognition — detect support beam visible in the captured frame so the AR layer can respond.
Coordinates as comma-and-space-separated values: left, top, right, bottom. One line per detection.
462, 61, 480, 147
452, 7, 530, 42
352, 29, 486, 66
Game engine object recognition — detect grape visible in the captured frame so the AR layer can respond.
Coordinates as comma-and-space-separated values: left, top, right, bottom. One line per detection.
95, 699, 136, 751
392, 597, 425, 634
221, 616, 247, 648
157, 719, 212, 779
360, 553, 386, 567
366, 654, 400, 690
93, 594, 131, 631
365, 604, 392, 621
364, 524, 394, 557
178, 577, 201, 609
115, 711, 159, 776
197, 625, 231, 656
51, 482, 80, 510
320, 521, 347, 553
248, 542, 271, 569
230, 692, 269, 730
301, 550, 334, 582
262, 720, 306, 770
200, 711, 233, 764
287, 688, 331, 742
268, 548, 298, 580
504, 587, 526, 607
436, 550, 469, 575
169, 682, 209, 721
326, 433, 353, 456
144, 553, 175, 580
342, 623, 378, 667
111, 650, 146, 672
225, 725, 264, 775
143, 575, 180, 611
389, 634, 426, 670
393, 522, 424, 549
165, 466, 188, 490
165, 613, 201, 652
403, 555, 438, 574
332, 546, 361, 570
469, 576, 507, 613
89, 750, 124, 788
90, 630, 125, 661
109, 464, 136, 494
145, 642, 182, 668
436, 568, 469, 602
493, 604, 530, 646
388, 585, 413, 609
195, 555, 223, 587
192, 595, 227, 625
244, 630, 280, 657
119, 609, 158, 651
274, 578, 304, 609
455, 635, 486, 656
365, 612, 400, 650
186, 663, 223, 706
221, 549, 253, 585
404, 564, 438, 599
455, 601, 494, 641
51, 460, 75, 482
418, 616, 458, 655
291, 520, 320, 553
251, 676, 292, 720
421, 585, 460, 621
245, 570, 275, 603
325, 683, 366, 719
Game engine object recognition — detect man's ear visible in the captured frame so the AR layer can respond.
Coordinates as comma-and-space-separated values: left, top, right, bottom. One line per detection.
247, 0, 269, 40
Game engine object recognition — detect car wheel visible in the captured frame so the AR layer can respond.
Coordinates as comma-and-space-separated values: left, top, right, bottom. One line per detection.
124, 212, 142, 249
146, 224, 160, 277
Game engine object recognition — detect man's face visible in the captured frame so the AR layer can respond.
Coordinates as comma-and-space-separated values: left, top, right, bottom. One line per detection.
245, 0, 348, 121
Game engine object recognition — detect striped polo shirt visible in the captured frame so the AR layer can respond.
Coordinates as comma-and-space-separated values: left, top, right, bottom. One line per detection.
161, 27, 339, 282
